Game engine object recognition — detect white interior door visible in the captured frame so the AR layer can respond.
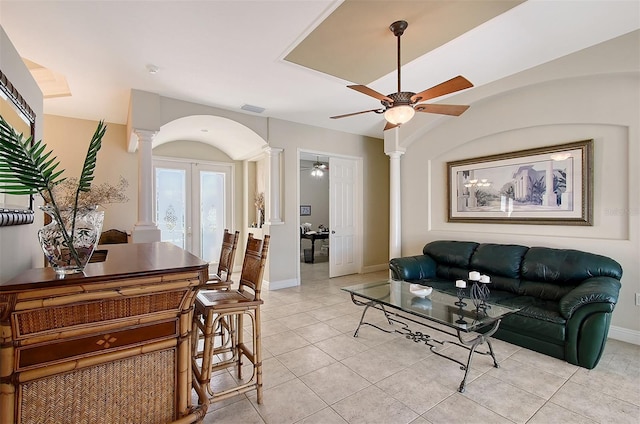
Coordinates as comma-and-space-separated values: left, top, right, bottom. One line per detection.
329, 157, 359, 277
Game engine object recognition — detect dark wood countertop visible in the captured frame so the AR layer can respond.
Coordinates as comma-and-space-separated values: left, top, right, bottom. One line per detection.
1, 242, 209, 291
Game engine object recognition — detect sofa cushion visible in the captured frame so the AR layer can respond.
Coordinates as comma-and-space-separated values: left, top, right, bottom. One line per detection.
470, 243, 528, 278
423, 241, 478, 269
521, 247, 623, 285
519, 280, 575, 301
498, 296, 566, 343
470, 243, 528, 294
424, 241, 479, 282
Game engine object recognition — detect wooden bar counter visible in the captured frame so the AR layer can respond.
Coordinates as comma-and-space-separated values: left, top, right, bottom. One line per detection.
0, 242, 209, 423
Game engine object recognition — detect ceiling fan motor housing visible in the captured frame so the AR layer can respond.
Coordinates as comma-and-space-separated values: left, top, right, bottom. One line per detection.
384, 91, 415, 108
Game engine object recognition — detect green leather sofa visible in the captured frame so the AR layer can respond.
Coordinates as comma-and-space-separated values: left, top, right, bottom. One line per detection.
389, 240, 623, 369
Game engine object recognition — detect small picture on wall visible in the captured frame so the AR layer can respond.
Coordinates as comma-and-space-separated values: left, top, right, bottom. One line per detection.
300, 205, 311, 216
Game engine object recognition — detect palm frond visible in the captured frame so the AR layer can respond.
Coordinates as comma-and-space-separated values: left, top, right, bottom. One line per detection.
77, 120, 106, 193
0, 115, 65, 196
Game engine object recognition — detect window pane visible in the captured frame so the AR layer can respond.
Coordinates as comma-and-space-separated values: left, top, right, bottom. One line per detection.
156, 168, 186, 249
200, 171, 225, 263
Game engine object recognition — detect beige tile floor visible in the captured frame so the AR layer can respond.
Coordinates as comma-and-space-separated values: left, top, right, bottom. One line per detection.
198, 263, 640, 424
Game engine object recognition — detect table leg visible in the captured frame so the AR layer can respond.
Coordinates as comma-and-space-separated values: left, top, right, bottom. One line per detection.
456, 319, 501, 393
311, 237, 316, 263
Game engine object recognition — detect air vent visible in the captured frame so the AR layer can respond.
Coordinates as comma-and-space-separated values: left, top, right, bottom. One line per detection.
241, 104, 266, 114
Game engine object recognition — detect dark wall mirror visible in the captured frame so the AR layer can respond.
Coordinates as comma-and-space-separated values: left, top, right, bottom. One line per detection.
0, 69, 36, 226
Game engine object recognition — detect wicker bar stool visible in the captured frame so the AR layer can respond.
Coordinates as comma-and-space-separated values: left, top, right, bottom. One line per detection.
192, 234, 270, 405
192, 229, 240, 359
205, 229, 239, 290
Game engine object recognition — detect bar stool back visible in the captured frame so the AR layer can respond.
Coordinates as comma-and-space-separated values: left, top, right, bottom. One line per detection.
192, 233, 270, 405
205, 229, 239, 290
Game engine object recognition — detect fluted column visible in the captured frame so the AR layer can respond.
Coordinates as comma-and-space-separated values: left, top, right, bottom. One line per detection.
132, 129, 161, 243
265, 147, 283, 225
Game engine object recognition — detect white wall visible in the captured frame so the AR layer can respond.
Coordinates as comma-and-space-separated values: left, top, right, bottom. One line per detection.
0, 26, 44, 282
399, 35, 639, 335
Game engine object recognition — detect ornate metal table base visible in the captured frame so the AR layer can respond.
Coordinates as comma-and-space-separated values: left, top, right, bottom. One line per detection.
350, 295, 500, 393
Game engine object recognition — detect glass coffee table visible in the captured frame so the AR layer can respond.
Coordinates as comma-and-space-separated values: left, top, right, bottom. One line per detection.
341, 279, 522, 392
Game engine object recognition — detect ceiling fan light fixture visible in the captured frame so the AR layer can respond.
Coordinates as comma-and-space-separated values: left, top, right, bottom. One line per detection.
384, 105, 415, 125
311, 168, 324, 178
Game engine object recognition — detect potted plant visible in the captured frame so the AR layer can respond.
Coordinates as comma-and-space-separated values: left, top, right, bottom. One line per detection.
0, 116, 124, 275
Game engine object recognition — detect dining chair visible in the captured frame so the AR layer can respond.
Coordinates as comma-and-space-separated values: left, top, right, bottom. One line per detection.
204, 229, 239, 290
98, 229, 129, 244
192, 233, 270, 405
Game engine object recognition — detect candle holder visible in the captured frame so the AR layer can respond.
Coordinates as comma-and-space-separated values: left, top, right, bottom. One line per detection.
455, 304, 467, 325
455, 287, 467, 307
471, 281, 491, 311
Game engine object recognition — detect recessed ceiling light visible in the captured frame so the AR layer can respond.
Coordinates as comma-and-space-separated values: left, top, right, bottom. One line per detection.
146, 64, 159, 74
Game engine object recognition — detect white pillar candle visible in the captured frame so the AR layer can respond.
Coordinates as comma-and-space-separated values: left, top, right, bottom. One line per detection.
469, 271, 481, 281
480, 275, 491, 283
455, 280, 467, 288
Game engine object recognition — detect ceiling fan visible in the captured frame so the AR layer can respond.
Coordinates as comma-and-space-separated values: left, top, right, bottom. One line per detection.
330, 20, 474, 131
301, 157, 328, 177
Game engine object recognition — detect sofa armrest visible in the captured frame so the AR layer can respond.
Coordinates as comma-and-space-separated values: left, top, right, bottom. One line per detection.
559, 277, 621, 319
389, 255, 437, 281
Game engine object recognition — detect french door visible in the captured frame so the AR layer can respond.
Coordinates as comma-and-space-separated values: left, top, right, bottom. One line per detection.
153, 158, 233, 264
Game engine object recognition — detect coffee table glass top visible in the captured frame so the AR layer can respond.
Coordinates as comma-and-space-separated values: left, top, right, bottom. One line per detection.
341, 279, 521, 333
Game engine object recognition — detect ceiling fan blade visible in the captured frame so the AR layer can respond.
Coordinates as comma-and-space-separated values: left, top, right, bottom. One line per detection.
348, 85, 394, 103
330, 108, 384, 119
410, 76, 473, 104
414, 103, 470, 116
384, 121, 400, 131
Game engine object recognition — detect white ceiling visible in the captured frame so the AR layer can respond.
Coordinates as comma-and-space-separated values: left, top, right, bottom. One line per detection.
0, 1, 638, 140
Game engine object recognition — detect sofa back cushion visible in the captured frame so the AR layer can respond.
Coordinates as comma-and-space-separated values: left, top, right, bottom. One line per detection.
520, 247, 623, 300
423, 241, 478, 281
470, 243, 528, 294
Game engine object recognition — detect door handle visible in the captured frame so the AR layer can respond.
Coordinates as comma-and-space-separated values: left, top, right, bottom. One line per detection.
331, 230, 335, 234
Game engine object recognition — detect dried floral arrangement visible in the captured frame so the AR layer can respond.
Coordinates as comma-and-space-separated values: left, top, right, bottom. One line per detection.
254, 192, 265, 210
43, 176, 129, 209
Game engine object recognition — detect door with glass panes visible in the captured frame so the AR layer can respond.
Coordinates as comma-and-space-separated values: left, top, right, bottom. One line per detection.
154, 159, 233, 265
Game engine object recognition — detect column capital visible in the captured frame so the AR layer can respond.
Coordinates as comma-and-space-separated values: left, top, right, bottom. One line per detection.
128, 128, 158, 152
263, 146, 283, 155
133, 128, 157, 143
386, 150, 405, 159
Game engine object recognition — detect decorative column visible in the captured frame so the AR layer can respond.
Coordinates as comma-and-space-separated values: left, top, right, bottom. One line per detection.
132, 129, 161, 243
387, 151, 404, 260
265, 146, 283, 225
384, 126, 406, 263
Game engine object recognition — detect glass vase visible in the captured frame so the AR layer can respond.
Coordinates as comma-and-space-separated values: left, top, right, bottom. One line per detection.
38, 205, 105, 275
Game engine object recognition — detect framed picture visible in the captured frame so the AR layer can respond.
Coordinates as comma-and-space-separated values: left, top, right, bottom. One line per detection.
447, 139, 593, 225
300, 205, 311, 216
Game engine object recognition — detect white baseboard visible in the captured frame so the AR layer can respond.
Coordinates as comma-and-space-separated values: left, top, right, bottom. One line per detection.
266, 278, 298, 291
608, 325, 640, 345
362, 263, 388, 274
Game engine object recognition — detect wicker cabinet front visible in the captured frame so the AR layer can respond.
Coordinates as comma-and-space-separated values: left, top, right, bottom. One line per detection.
0, 242, 208, 424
